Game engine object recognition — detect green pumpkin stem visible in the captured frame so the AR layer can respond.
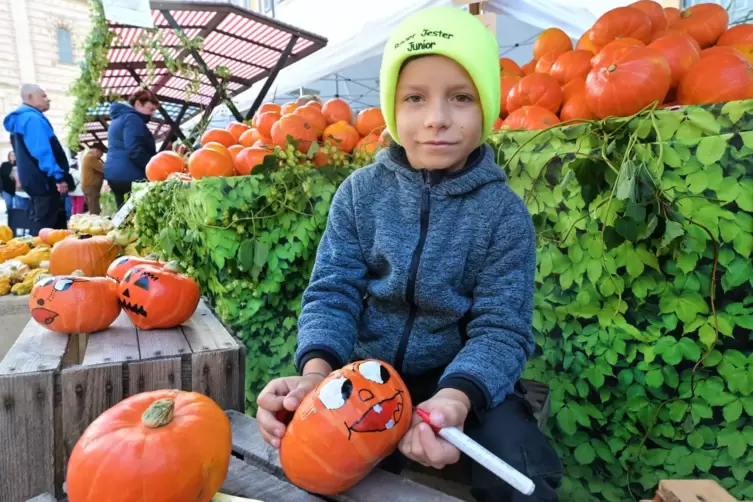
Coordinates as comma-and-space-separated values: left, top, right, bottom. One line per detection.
163, 260, 182, 273
142, 398, 175, 428
70, 270, 86, 277
145, 253, 161, 261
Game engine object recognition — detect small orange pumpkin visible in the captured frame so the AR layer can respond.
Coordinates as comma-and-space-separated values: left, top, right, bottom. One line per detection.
535, 51, 563, 74
50, 234, 120, 277
38, 228, 72, 245
200, 128, 236, 148
629, 1, 667, 35
235, 147, 273, 176
550, 50, 593, 84
323, 120, 361, 153
533, 28, 573, 60
238, 128, 264, 148
280, 360, 412, 495
507, 73, 563, 114
293, 106, 327, 138
66, 390, 231, 502
590, 7, 653, 46
678, 53, 753, 105
188, 148, 234, 179
322, 98, 353, 125
29, 271, 120, 333
576, 29, 599, 54
648, 31, 700, 88
106, 255, 164, 283
118, 261, 200, 329
668, 3, 729, 48
226, 122, 251, 142
499, 57, 523, 76
145, 151, 185, 182
256, 111, 281, 138
503, 106, 561, 130
520, 59, 537, 76
271, 114, 318, 153
355, 108, 386, 137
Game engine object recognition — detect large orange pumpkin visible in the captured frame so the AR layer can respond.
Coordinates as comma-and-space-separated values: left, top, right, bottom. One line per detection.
188, 148, 234, 179
50, 234, 120, 277
678, 53, 753, 105
590, 7, 653, 46
664, 7, 681, 25
585, 46, 671, 119
238, 128, 264, 147
256, 111, 281, 138
280, 360, 411, 495
535, 51, 563, 74
700, 46, 746, 60
533, 28, 573, 60
503, 106, 560, 130
203, 142, 233, 164
550, 50, 593, 84
106, 255, 164, 283
576, 29, 599, 54
118, 262, 200, 329
560, 92, 597, 122
271, 114, 318, 153
507, 73, 563, 114
145, 151, 185, 182
592, 38, 647, 69
226, 122, 251, 142
323, 121, 360, 153
293, 106, 328, 137
235, 147, 273, 176
629, 1, 667, 35
562, 77, 587, 102
718, 24, 753, 46
500, 75, 521, 117
669, 3, 729, 48
29, 272, 120, 334
66, 390, 231, 502
252, 103, 282, 127
355, 108, 386, 137
648, 31, 700, 88
322, 98, 353, 125
200, 128, 236, 148
499, 57, 522, 77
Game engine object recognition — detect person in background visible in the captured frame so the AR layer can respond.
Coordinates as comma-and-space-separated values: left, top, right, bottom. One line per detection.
2, 84, 74, 234
1, 151, 16, 212
81, 145, 105, 214
67, 161, 85, 216
105, 89, 159, 208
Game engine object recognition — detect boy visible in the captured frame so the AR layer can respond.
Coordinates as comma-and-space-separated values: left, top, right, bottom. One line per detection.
256, 6, 562, 501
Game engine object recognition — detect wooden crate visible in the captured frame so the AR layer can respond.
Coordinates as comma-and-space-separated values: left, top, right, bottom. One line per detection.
641, 480, 744, 502
0, 299, 246, 502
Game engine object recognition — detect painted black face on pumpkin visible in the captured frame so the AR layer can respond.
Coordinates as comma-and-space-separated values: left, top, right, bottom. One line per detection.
119, 268, 158, 317
30, 277, 82, 326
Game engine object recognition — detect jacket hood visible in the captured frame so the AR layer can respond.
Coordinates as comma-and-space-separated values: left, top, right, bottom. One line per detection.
110, 102, 149, 122
376, 142, 506, 196
3, 104, 46, 135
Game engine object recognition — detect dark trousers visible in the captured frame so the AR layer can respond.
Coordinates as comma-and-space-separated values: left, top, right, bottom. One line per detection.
107, 180, 132, 209
380, 371, 562, 502
28, 194, 67, 235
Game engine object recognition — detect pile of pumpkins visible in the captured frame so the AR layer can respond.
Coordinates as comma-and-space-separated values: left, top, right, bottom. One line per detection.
497, 1, 753, 130
0, 226, 66, 296
145, 98, 391, 181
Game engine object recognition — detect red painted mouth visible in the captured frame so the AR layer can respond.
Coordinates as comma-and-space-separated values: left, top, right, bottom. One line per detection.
31, 308, 59, 326
348, 391, 404, 435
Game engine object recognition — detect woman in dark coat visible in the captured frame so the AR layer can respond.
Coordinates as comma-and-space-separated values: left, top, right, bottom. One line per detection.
1, 151, 16, 211
105, 89, 159, 208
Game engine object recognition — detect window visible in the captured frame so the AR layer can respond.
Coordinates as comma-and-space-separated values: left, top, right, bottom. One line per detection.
56, 27, 74, 64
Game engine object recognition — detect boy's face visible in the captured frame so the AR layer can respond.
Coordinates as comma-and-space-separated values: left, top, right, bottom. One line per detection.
395, 55, 483, 173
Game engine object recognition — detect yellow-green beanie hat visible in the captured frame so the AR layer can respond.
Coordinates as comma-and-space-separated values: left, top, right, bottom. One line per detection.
380, 6, 501, 146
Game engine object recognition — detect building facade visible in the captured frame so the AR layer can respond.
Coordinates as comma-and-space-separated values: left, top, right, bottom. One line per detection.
0, 0, 91, 159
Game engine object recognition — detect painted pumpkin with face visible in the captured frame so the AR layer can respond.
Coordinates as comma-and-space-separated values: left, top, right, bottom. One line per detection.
29, 271, 121, 333
118, 261, 200, 329
106, 255, 164, 283
280, 359, 411, 495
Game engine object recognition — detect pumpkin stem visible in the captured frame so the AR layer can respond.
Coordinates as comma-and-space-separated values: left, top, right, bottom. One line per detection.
78, 234, 93, 240
163, 260, 182, 273
607, 64, 617, 73
145, 253, 161, 261
70, 270, 86, 277
142, 398, 175, 428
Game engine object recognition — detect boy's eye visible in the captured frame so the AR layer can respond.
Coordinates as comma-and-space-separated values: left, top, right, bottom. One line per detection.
454, 94, 474, 103
404, 95, 423, 103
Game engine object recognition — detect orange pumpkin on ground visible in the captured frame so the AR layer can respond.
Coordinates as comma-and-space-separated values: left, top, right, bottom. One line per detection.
585, 46, 671, 119
590, 7, 653, 46
188, 148, 234, 179
533, 28, 573, 60
520, 59, 537, 75
226, 122, 251, 142
499, 57, 522, 76
66, 390, 231, 502
562, 77, 587, 102
280, 360, 411, 495
576, 29, 599, 54
355, 108, 386, 137
630, 1, 667, 35
50, 234, 120, 277
145, 151, 185, 182
200, 128, 236, 148
500, 75, 521, 117
678, 53, 753, 105
281, 102, 299, 115
668, 3, 729, 48
506, 73, 563, 114
322, 98, 353, 125
235, 147, 273, 176
503, 106, 560, 130
106, 255, 164, 283
39, 228, 72, 245
238, 128, 264, 147
271, 114, 318, 153
560, 92, 597, 122
718, 24, 753, 46
550, 50, 593, 84
535, 51, 562, 74
293, 106, 328, 137
354, 134, 380, 155
29, 271, 120, 334
256, 111, 281, 138
648, 31, 700, 88
118, 261, 200, 330
323, 121, 360, 153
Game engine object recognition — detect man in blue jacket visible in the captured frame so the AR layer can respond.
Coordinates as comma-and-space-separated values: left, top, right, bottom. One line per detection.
3, 84, 74, 234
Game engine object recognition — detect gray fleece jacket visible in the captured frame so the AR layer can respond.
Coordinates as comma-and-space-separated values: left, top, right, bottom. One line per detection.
294, 143, 536, 410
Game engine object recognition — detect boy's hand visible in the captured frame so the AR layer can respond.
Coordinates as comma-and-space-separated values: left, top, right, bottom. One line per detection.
256, 373, 326, 449
399, 388, 471, 469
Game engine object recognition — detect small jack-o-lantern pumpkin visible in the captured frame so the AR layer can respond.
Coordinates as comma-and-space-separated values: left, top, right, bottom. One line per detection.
118, 261, 200, 329
280, 359, 412, 495
29, 271, 121, 333
106, 255, 164, 283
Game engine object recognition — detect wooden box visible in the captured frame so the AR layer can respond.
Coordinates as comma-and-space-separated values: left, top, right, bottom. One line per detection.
0, 299, 246, 502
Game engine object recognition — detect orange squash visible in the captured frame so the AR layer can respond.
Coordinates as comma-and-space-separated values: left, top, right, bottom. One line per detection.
106, 255, 164, 283
271, 114, 318, 153
355, 108, 386, 137
322, 98, 353, 125
535, 51, 563, 74
718, 24, 753, 46
281, 102, 299, 115
323, 121, 360, 153
280, 360, 411, 495
562, 77, 587, 102
592, 38, 647, 69
560, 92, 597, 122
533, 28, 573, 60
500, 75, 521, 117
38, 228, 72, 245
550, 50, 593, 84
235, 147, 273, 176
200, 128, 236, 148
678, 53, 753, 105
256, 111, 281, 138
66, 390, 231, 502
520, 59, 537, 75
145, 151, 185, 182
499, 57, 522, 76
118, 261, 200, 329
252, 103, 282, 128
648, 31, 700, 88
576, 29, 599, 54
354, 134, 381, 155
226, 122, 251, 142
590, 7, 653, 46
188, 148, 234, 179
669, 3, 729, 48
503, 106, 561, 130
506, 73, 563, 114
50, 234, 120, 277
293, 106, 328, 138
238, 128, 264, 147
629, 1, 667, 35
202, 142, 233, 164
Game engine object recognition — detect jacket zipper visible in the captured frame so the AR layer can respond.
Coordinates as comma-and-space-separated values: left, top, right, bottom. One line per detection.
394, 171, 432, 373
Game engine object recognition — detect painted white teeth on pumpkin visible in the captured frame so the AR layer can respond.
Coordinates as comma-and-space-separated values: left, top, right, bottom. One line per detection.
373, 404, 383, 414
386, 419, 394, 430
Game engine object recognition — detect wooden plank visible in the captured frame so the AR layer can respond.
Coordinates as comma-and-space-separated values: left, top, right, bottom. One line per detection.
0, 321, 69, 375
221, 456, 325, 501
136, 326, 191, 360
81, 312, 139, 365
0, 372, 56, 502
128, 357, 181, 395
182, 300, 238, 352
192, 349, 243, 411
226, 411, 463, 502
656, 480, 737, 502
60, 364, 123, 471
